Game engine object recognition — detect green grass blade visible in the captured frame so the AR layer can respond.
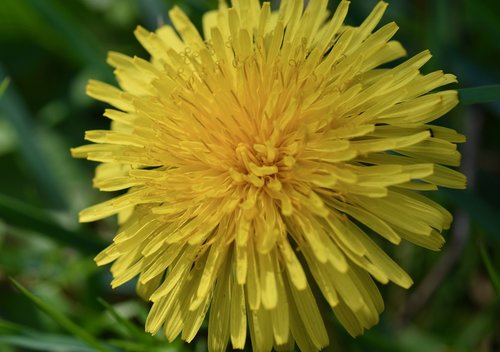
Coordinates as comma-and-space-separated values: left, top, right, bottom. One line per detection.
108, 339, 180, 352
97, 298, 151, 342
0, 319, 96, 351
478, 240, 500, 296
10, 279, 111, 352
458, 85, 500, 105
0, 78, 9, 96
0, 319, 116, 352
441, 190, 500, 243
0, 335, 96, 352
0, 65, 68, 210
0, 319, 27, 335
395, 328, 445, 352
453, 306, 498, 351
0, 193, 106, 254
26, 0, 109, 76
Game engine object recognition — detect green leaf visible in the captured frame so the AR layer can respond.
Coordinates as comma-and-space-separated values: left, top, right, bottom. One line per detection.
478, 240, 500, 296
10, 279, 111, 352
0, 193, 106, 254
458, 85, 500, 105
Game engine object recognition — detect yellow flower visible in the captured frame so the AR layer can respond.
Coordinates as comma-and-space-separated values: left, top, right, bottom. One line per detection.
72, 0, 466, 351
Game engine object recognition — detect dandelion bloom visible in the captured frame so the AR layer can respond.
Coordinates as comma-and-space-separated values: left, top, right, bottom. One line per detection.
72, 0, 466, 350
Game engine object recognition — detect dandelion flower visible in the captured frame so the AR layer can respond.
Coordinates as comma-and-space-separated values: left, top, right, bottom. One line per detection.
72, 0, 466, 350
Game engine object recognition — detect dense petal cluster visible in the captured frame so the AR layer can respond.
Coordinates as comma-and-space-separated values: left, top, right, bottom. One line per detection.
72, 0, 466, 351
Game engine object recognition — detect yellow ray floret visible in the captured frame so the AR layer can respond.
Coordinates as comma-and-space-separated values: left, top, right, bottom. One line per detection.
72, 0, 465, 351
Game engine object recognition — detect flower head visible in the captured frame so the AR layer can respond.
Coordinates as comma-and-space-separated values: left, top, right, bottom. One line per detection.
72, 0, 466, 350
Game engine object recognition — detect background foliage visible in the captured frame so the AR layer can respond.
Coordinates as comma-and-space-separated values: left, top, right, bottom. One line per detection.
0, 0, 499, 351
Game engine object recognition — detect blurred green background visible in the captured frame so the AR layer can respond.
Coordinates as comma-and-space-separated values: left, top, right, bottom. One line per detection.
0, 0, 499, 351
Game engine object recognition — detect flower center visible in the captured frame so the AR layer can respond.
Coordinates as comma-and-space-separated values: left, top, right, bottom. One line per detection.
228, 140, 298, 190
